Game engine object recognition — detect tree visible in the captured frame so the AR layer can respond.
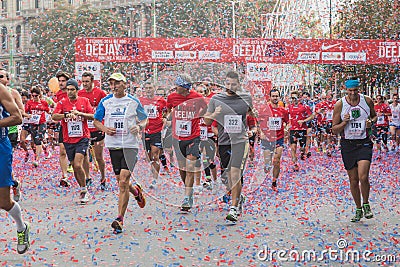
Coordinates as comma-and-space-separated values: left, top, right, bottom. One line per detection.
156, 0, 275, 38
27, 4, 127, 86
333, 0, 400, 94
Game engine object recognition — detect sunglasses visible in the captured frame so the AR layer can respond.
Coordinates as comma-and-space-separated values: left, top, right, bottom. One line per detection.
31, 94, 39, 97
0, 74, 9, 79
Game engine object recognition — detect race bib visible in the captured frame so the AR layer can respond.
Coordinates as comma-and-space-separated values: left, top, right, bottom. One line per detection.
144, 105, 158, 119
200, 126, 208, 141
87, 120, 95, 129
45, 113, 52, 123
377, 116, 385, 124
326, 111, 333, 121
268, 117, 282, 131
224, 115, 242, 133
175, 120, 191, 137
29, 114, 41, 124
67, 121, 83, 137
109, 117, 127, 136
348, 120, 366, 137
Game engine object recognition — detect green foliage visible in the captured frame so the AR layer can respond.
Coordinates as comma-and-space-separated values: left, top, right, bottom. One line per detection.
156, 0, 274, 38
27, 5, 127, 85
333, 0, 399, 92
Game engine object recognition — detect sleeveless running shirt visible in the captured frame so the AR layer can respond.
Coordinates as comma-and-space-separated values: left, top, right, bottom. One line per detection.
340, 94, 370, 140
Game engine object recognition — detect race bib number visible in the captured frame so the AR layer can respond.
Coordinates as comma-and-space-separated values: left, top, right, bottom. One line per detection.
200, 126, 208, 141
45, 113, 52, 123
348, 120, 365, 137
224, 115, 242, 133
109, 117, 127, 136
377, 116, 385, 124
175, 120, 191, 137
87, 120, 95, 129
393, 114, 398, 120
144, 105, 158, 119
326, 111, 333, 121
29, 114, 41, 124
67, 121, 83, 137
268, 117, 282, 131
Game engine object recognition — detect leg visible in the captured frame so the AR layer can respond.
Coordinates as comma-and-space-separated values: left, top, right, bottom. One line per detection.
346, 167, 361, 208
357, 160, 371, 204
117, 170, 131, 218
94, 140, 106, 182
272, 146, 284, 183
72, 153, 86, 187
59, 143, 68, 178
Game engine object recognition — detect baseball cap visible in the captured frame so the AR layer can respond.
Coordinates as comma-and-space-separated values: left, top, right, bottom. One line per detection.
66, 78, 79, 90
108, 73, 127, 83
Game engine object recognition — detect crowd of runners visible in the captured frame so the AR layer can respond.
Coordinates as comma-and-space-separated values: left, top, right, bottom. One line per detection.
1, 66, 399, 253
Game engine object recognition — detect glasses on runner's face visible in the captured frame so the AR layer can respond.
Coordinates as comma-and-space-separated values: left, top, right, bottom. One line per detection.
0, 74, 9, 79
32, 94, 39, 97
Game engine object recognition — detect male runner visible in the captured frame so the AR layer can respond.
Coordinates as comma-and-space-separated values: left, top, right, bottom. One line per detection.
288, 91, 313, 171
332, 78, 377, 222
78, 71, 107, 189
94, 73, 147, 233
0, 82, 30, 254
204, 70, 255, 222
52, 79, 94, 204
257, 89, 289, 191
139, 81, 167, 188
166, 73, 207, 211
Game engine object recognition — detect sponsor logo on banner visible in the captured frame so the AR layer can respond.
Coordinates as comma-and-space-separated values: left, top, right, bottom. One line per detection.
152, 50, 174, 59
345, 52, 366, 61
246, 63, 269, 81
75, 62, 101, 80
378, 42, 400, 60
321, 43, 342, 50
198, 51, 221, 60
297, 52, 320, 60
175, 51, 197, 59
322, 52, 343, 60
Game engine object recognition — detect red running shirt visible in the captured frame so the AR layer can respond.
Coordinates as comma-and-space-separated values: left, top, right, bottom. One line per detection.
54, 90, 68, 103
288, 103, 312, 130
25, 100, 50, 124
375, 103, 391, 127
258, 103, 289, 141
167, 90, 207, 140
53, 97, 94, 143
78, 88, 107, 132
139, 96, 167, 134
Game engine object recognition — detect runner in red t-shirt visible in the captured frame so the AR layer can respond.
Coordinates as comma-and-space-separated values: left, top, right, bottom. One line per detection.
52, 79, 94, 205
257, 89, 289, 191
78, 71, 108, 190
25, 86, 50, 167
288, 91, 314, 171
374, 95, 392, 157
54, 72, 71, 186
195, 83, 217, 191
166, 73, 207, 211
139, 81, 168, 188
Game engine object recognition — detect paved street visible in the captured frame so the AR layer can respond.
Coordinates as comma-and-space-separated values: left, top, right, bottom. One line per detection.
1, 146, 399, 266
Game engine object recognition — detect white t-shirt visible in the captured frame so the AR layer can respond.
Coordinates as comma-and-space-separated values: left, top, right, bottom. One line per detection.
94, 94, 147, 148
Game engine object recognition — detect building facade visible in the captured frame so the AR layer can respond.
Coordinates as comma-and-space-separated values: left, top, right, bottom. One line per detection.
0, 0, 153, 89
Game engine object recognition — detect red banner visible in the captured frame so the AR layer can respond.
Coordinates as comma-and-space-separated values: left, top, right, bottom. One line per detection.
75, 37, 400, 64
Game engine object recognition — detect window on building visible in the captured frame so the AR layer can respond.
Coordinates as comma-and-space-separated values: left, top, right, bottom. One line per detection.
16, 0, 21, 12
68, 0, 73, 5
1, 26, 8, 50
16, 25, 21, 50
1, 1, 7, 13
35, 0, 40, 9
16, 62, 21, 77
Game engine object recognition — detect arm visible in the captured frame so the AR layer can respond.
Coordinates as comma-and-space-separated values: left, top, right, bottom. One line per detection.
331, 100, 348, 135
365, 96, 377, 128
11, 89, 28, 117
51, 102, 65, 121
0, 85, 22, 127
